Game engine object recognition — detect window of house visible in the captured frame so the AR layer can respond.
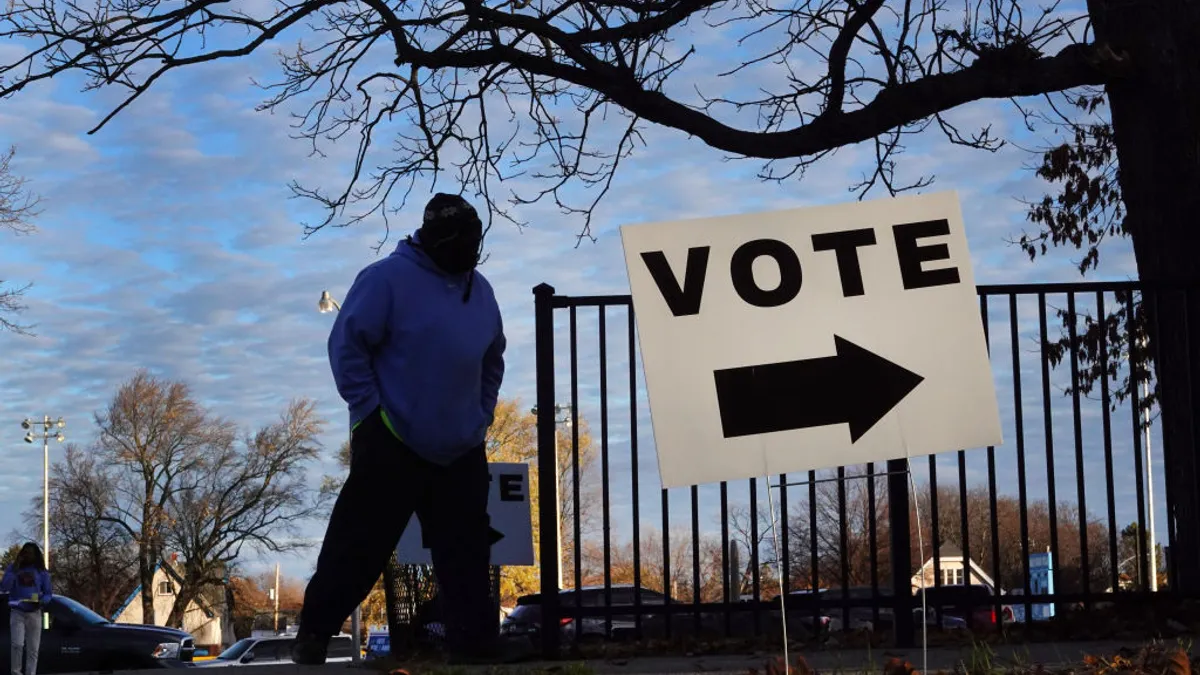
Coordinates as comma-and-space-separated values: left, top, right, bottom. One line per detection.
941, 567, 963, 586
157, 580, 175, 596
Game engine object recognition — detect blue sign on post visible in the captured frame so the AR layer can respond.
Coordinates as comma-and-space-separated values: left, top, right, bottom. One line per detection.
1029, 551, 1055, 620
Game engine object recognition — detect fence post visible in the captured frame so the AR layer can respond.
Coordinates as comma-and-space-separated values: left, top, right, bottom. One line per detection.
533, 282, 561, 659
887, 457, 914, 647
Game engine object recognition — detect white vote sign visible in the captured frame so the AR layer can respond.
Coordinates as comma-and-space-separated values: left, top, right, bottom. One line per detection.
395, 462, 535, 566
621, 191, 1002, 489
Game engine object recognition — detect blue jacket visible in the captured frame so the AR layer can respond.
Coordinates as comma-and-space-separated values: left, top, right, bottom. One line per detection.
328, 234, 506, 465
1, 565, 52, 613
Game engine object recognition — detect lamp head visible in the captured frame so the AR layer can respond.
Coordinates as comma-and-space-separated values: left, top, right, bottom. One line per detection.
55, 418, 64, 429
318, 291, 339, 314
24, 432, 34, 444
21, 419, 31, 430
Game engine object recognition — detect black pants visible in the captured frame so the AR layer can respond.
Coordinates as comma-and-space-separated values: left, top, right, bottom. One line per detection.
298, 409, 496, 655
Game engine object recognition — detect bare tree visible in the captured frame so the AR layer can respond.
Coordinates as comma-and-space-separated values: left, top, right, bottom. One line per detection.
810, 469, 890, 589
48, 373, 327, 628
727, 503, 775, 597
94, 371, 234, 624
22, 445, 137, 617
163, 399, 327, 626
579, 526, 717, 602
902, 480, 1114, 596
635, 527, 695, 600
0, 146, 39, 334
780, 468, 890, 592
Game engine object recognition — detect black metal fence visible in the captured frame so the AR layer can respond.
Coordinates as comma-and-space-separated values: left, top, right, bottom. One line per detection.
531, 280, 1196, 657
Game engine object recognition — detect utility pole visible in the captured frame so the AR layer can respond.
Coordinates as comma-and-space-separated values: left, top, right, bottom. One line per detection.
273, 563, 281, 633
22, 416, 64, 569
1144, 377, 1158, 591
530, 403, 572, 589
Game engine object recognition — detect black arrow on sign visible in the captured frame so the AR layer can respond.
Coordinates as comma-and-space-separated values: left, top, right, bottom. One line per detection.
713, 335, 924, 442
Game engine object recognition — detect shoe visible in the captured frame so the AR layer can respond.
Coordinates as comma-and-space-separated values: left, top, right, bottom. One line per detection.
290, 633, 329, 665
447, 636, 535, 665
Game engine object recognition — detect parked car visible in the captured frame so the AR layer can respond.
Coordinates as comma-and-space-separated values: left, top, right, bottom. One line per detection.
502, 585, 674, 643
913, 606, 968, 630
772, 587, 895, 638
912, 584, 1012, 630
0, 592, 194, 672
193, 634, 356, 667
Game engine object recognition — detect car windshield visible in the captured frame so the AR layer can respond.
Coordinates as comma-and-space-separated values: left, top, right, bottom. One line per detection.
50, 596, 109, 626
216, 639, 255, 661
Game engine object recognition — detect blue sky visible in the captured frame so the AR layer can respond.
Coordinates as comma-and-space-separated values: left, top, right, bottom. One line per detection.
0, 7, 1159, 590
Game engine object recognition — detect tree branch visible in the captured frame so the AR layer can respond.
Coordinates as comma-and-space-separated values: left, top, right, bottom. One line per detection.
413, 39, 1115, 160
823, 0, 888, 117
0, 0, 1120, 240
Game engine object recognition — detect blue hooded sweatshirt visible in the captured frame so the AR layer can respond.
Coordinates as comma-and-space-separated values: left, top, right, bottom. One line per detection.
328, 233, 506, 465
1, 564, 52, 613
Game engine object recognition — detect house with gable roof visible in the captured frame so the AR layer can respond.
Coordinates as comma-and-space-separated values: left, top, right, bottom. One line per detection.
111, 558, 224, 653
910, 543, 997, 593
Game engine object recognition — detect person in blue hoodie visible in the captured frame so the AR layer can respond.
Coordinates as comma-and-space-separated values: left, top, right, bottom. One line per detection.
293, 193, 522, 666
2, 542, 52, 675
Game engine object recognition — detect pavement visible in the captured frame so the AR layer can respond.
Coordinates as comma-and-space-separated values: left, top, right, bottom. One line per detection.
103, 640, 1142, 674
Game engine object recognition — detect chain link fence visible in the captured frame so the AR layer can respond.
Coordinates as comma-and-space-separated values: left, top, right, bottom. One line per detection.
380, 554, 502, 653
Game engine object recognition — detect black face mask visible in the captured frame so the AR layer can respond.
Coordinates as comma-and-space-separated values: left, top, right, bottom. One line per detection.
424, 235, 480, 275
419, 223, 481, 276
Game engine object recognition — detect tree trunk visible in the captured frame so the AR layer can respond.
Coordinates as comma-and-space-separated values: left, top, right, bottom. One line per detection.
1091, 0, 1200, 592
139, 555, 157, 625
167, 586, 194, 628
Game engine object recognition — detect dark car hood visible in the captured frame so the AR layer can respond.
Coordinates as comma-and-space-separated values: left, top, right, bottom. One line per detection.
94, 622, 191, 641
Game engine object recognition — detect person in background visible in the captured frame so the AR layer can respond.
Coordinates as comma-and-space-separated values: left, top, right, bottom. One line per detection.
2, 542, 52, 675
292, 193, 525, 666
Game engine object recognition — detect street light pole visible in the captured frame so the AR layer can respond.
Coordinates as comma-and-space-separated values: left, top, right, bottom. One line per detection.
274, 562, 281, 633
317, 291, 363, 661
530, 403, 572, 589
1126, 339, 1158, 592
22, 415, 65, 569
1143, 377, 1158, 591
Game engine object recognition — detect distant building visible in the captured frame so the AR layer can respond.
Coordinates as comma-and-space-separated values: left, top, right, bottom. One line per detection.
910, 544, 996, 593
111, 560, 223, 653
1008, 551, 1055, 622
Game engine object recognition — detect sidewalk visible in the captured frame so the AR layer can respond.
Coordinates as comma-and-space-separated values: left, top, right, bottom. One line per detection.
153, 640, 1136, 675
502, 640, 1129, 673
